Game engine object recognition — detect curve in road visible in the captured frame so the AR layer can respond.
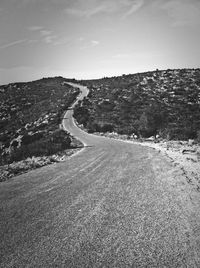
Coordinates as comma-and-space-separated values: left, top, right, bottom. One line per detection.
0, 83, 200, 267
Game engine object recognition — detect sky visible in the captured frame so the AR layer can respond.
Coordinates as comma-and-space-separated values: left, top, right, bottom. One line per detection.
0, 0, 200, 85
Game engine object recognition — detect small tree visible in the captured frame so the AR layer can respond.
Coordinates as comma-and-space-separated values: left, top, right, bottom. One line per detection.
138, 113, 148, 137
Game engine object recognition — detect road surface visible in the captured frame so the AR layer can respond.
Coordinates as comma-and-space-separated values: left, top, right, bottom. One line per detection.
0, 83, 200, 267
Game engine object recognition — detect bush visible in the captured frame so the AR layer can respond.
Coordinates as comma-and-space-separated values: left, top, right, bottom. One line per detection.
51, 129, 71, 149
100, 123, 114, 133
21, 132, 44, 145
197, 130, 200, 144
9, 129, 72, 163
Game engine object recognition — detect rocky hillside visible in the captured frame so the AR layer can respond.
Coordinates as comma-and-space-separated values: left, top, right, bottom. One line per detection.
0, 77, 80, 166
74, 69, 200, 141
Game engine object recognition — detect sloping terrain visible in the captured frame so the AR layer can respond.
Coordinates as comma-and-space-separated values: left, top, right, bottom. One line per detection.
0, 83, 200, 267
0, 77, 80, 180
75, 69, 200, 140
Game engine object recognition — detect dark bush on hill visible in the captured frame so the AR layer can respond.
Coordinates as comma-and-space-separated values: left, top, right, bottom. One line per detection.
86, 122, 114, 133
21, 132, 45, 145
197, 131, 200, 144
9, 129, 71, 163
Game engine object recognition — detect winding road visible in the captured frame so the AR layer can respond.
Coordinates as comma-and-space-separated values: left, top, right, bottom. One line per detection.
0, 83, 200, 267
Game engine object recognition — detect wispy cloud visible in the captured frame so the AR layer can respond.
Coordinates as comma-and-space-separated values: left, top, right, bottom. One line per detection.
64, 5, 107, 18
40, 31, 69, 46
40, 31, 57, 44
160, 0, 200, 26
43, 35, 57, 44
40, 30, 52, 36
91, 40, 99, 46
0, 39, 27, 50
18, 0, 69, 5
53, 37, 70, 46
28, 26, 44, 31
64, 0, 144, 19
122, 0, 144, 19
28, 26, 63, 45
80, 40, 100, 50
27, 39, 38, 44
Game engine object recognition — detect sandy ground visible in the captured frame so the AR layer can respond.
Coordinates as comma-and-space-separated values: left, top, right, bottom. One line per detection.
137, 140, 200, 192
93, 132, 200, 194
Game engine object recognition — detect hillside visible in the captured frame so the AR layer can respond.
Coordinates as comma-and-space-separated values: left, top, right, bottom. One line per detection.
74, 69, 200, 141
0, 77, 80, 179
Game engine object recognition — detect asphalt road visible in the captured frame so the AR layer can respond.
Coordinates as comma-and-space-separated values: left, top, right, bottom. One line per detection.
0, 83, 200, 267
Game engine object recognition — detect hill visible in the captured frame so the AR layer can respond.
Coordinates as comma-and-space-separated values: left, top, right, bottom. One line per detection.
74, 69, 200, 141
0, 77, 80, 179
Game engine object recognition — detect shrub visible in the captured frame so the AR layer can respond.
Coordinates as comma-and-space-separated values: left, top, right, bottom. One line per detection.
100, 123, 114, 133
21, 132, 44, 145
9, 129, 72, 163
50, 129, 71, 149
197, 130, 200, 144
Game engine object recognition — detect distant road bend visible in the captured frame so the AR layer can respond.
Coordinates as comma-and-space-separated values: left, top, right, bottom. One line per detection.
0, 83, 200, 267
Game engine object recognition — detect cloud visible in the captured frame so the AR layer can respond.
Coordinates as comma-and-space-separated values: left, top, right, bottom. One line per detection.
40, 30, 53, 37
64, 0, 144, 18
27, 39, 38, 43
64, 5, 108, 18
27, 26, 61, 45
80, 40, 100, 49
0, 39, 27, 50
43, 35, 57, 44
122, 0, 144, 18
160, 0, 200, 26
28, 26, 44, 31
20, 0, 69, 5
53, 38, 70, 46
39, 31, 70, 46
91, 40, 99, 46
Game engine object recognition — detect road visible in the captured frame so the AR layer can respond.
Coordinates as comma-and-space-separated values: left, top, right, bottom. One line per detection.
0, 83, 200, 267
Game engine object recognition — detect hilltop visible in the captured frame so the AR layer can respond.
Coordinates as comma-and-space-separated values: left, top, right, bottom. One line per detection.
75, 68, 200, 141
0, 77, 81, 181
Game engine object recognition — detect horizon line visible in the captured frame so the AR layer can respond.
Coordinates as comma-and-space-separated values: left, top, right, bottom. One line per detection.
1, 66, 200, 86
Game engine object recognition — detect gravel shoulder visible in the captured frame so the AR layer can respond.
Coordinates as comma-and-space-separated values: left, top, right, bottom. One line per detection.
138, 140, 200, 192
92, 132, 200, 194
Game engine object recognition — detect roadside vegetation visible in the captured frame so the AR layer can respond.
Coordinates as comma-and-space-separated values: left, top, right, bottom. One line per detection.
0, 77, 80, 181
74, 69, 200, 142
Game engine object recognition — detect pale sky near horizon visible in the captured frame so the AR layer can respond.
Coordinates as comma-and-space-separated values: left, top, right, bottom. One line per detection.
0, 0, 200, 85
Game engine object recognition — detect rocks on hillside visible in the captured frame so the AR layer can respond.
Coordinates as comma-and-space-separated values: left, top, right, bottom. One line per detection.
76, 68, 200, 140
